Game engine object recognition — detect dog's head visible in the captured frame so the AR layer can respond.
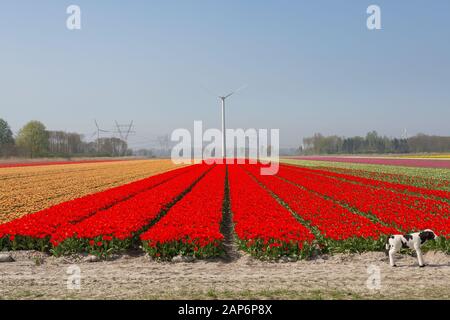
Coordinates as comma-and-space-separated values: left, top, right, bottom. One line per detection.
419, 229, 438, 243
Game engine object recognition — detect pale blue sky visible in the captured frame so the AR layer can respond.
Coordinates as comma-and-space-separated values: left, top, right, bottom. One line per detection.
1, 0, 449, 148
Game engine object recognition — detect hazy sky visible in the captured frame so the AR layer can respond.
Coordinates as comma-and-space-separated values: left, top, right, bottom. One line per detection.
1, 0, 449, 148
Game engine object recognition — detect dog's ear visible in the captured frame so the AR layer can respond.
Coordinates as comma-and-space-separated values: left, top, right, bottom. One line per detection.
424, 229, 438, 238
419, 231, 434, 243
419, 231, 427, 243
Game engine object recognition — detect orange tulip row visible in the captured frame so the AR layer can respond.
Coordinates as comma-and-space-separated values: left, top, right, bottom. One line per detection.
0, 159, 183, 223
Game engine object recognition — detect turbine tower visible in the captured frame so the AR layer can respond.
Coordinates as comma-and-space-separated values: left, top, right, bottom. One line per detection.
219, 94, 232, 159
206, 85, 246, 159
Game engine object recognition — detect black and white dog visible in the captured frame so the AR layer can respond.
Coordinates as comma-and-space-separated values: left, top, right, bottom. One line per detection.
385, 229, 439, 267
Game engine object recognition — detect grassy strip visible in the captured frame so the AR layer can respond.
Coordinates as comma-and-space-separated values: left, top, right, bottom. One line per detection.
0, 236, 50, 252
236, 238, 315, 260
142, 240, 223, 260
423, 237, 450, 253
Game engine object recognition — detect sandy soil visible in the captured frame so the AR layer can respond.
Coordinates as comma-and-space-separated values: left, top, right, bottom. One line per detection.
1, 250, 449, 300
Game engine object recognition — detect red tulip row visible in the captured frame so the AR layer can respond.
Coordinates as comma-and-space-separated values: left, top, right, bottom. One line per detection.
227, 164, 315, 259
244, 164, 399, 253
141, 165, 226, 259
0, 165, 203, 252
284, 164, 450, 201
50, 164, 211, 255
277, 165, 450, 237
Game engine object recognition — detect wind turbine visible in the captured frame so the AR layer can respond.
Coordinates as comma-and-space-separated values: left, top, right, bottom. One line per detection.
204, 85, 247, 159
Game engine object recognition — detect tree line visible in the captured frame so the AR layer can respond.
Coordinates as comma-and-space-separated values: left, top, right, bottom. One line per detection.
301, 131, 450, 155
0, 118, 131, 158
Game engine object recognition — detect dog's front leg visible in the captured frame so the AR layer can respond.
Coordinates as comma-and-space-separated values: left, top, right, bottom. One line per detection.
414, 244, 425, 267
388, 248, 397, 267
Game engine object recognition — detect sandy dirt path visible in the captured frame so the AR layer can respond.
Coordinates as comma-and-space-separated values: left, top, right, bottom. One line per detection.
1, 250, 449, 300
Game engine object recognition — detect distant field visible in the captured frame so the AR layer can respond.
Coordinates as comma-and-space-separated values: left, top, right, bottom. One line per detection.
290, 156, 450, 169
0, 157, 131, 168
282, 159, 450, 191
0, 159, 183, 223
395, 154, 450, 159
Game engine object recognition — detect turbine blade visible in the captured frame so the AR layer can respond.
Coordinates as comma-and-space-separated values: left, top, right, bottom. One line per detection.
224, 84, 247, 99
201, 85, 220, 98
233, 84, 248, 94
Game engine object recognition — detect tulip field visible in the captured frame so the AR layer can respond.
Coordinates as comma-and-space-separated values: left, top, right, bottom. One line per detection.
0, 159, 449, 259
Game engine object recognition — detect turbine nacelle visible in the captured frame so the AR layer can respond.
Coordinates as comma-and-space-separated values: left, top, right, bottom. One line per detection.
218, 85, 247, 101
220, 92, 235, 100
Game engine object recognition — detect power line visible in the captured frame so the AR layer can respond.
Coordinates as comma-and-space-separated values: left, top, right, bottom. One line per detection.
92, 120, 136, 156
94, 119, 110, 153
113, 120, 135, 156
